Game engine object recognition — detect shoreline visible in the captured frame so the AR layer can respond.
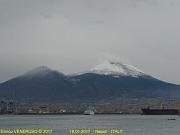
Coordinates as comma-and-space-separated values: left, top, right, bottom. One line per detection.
0, 112, 140, 115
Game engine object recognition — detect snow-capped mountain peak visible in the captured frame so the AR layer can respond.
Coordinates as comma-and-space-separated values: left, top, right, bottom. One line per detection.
20, 66, 58, 79
90, 61, 145, 77
26, 66, 52, 75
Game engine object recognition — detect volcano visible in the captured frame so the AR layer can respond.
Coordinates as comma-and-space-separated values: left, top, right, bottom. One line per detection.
0, 61, 180, 103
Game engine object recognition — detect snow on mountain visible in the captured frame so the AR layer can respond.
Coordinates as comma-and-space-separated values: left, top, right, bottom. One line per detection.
18, 61, 145, 79
90, 61, 145, 77
20, 66, 61, 79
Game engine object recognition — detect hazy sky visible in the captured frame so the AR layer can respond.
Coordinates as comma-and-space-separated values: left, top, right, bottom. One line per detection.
0, 0, 180, 84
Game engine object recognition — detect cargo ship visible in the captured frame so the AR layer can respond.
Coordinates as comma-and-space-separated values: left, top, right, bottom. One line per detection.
141, 103, 178, 115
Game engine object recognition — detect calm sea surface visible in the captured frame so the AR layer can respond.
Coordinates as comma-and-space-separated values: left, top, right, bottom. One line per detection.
0, 115, 180, 135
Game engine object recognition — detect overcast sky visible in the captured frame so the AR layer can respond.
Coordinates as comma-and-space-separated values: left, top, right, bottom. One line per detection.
0, 0, 180, 84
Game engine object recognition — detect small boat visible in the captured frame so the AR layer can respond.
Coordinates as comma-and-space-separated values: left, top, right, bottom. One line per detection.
83, 109, 94, 115
84, 106, 95, 115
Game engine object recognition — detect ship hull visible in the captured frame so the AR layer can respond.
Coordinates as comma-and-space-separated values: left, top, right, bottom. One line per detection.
142, 108, 178, 115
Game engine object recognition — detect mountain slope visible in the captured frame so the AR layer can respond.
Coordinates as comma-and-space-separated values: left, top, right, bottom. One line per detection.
0, 67, 75, 102
0, 62, 180, 103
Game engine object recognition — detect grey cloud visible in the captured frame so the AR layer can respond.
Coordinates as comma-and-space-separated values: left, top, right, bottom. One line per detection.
0, 0, 180, 84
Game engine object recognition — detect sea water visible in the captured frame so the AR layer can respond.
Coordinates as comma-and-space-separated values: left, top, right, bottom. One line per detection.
0, 115, 180, 135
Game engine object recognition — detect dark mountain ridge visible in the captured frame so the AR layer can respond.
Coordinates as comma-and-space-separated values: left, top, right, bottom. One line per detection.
0, 62, 180, 103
